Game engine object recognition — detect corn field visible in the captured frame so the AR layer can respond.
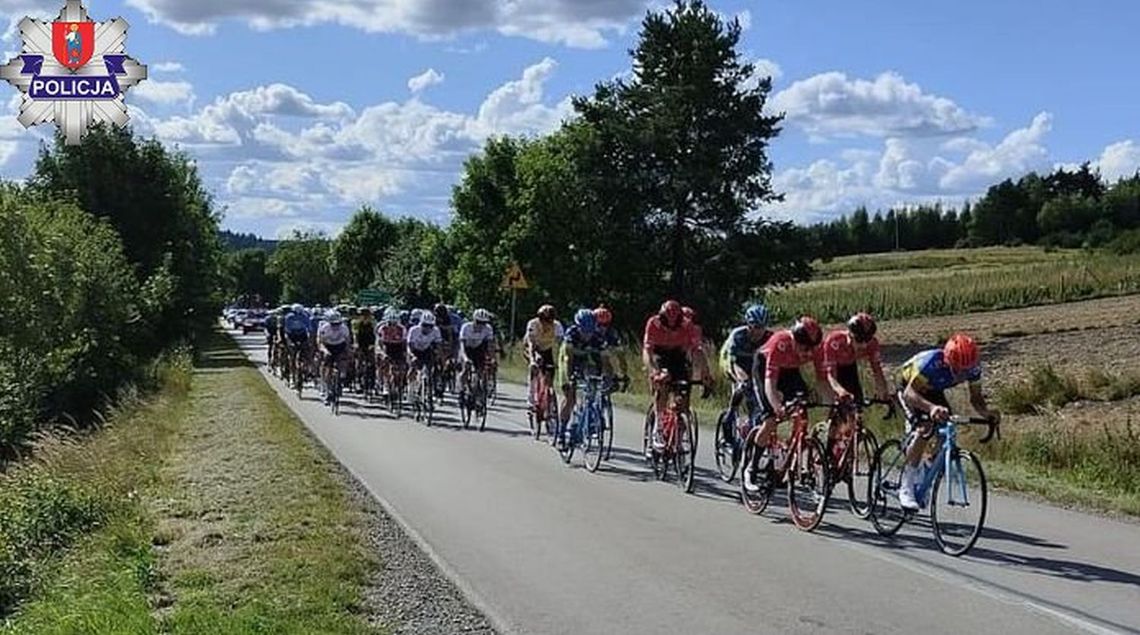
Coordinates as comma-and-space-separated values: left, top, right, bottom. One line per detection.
767, 252, 1140, 323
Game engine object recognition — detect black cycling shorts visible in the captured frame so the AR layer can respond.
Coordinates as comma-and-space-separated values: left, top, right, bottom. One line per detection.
533, 349, 555, 372
756, 370, 809, 421
324, 342, 348, 365
464, 344, 488, 370
383, 343, 406, 364
833, 364, 864, 403
410, 348, 433, 369
287, 330, 309, 347
652, 348, 691, 383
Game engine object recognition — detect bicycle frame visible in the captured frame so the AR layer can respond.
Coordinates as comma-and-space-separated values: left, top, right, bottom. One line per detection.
911, 420, 967, 509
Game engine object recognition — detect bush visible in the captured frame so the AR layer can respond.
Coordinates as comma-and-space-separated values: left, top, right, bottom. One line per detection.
0, 188, 139, 454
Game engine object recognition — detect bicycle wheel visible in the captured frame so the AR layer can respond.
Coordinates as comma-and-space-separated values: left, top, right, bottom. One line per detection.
675, 412, 696, 493
714, 411, 739, 483
603, 399, 615, 460
557, 417, 574, 464
643, 408, 664, 478
869, 439, 908, 536
545, 388, 560, 447
459, 387, 472, 429
477, 382, 488, 432
931, 450, 988, 556
847, 429, 878, 519
739, 429, 773, 515
788, 436, 828, 532
584, 405, 603, 473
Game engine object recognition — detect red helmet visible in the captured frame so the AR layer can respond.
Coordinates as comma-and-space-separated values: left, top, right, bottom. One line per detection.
944, 333, 979, 372
593, 306, 613, 327
791, 316, 823, 348
847, 312, 878, 344
659, 300, 682, 326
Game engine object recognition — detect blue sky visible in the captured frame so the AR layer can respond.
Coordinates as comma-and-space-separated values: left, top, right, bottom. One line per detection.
0, 0, 1137, 237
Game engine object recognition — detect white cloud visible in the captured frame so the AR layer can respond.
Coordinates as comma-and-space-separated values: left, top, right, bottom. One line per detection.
132, 79, 195, 106
152, 61, 185, 73
1093, 140, 1140, 182
751, 58, 782, 83
939, 112, 1052, 190
771, 71, 989, 139
124, 0, 648, 48
408, 68, 445, 94
735, 10, 752, 31
136, 58, 572, 230
772, 113, 1059, 222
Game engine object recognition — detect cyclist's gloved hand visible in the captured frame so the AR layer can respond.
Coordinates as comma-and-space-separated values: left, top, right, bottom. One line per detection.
930, 405, 951, 422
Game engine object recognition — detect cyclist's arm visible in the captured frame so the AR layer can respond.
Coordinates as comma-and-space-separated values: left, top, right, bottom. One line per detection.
967, 381, 998, 421
902, 380, 944, 418
764, 370, 784, 419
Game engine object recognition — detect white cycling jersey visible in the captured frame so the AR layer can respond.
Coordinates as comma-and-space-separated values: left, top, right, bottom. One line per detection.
459, 322, 495, 349
407, 324, 442, 352
317, 322, 350, 347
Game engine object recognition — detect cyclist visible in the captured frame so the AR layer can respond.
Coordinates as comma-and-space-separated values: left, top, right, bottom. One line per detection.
718, 304, 774, 438
682, 306, 713, 387
557, 309, 607, 434
317, 311, 351, 405
434, 303, 460, 381
458, 308, 497, 400
377, 308, 408, 393
593, 306, 629, 380
642, 300, 710, 450
407, 311, 442, 391
283, 304, 312, 379
742, 316, 831, 491
353, 307, 377, 389
525, 304, 564, 409
824, 312, 890, 404
264, 308, 281, 367
896, 333, 999, 510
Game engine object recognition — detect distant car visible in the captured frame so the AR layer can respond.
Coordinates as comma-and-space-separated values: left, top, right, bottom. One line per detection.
240, 310, 267, 334
229, 309, 248, 329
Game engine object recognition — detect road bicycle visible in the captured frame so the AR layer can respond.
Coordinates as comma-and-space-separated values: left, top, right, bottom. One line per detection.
869, 410, 1000, 556
816, 398, 890, 519
714, 381, 762, 483
739, 395, 828, 531
411, 359, 436, 426
528, 359, 559, 442
324, 353, 345, 417
385, 357, 407, 420
643, 379, 698, 493
459, 361, 491, 431
557, 374, 627, 471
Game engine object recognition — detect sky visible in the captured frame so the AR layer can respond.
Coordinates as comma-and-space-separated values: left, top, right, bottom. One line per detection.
0, 0, 1137, 237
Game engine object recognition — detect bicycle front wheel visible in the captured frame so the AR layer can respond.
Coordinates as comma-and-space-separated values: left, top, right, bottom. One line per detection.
674, 412, 696, 493
584, 406, 603, 473
714, 411, 739, 483
931, 450, 988, 556
788, 437, 828, 532
847, 429, 878, 519
869, 439, 908, 536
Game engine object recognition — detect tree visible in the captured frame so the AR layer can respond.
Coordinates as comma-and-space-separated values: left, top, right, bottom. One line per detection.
574, 0, 784, 300
331, 207, 400, 295
31, 125, 223, 345
268, 231, 336, 305
224, 249, 280, 306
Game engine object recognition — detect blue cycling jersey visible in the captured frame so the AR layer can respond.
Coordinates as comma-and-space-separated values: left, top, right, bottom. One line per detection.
899, 349, 982, 393
284, 312, 311, 335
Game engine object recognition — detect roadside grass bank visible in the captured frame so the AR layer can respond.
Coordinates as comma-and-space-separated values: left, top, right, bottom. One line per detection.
768, 251, 1140, 323
497, 344, 1140, 517
2, 333, 384, 634
814, 245, 1078, 278
998, 365, 1140, 414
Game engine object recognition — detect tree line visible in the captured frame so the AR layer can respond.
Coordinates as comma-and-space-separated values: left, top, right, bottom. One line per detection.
807, 163, 1140, 259
0, 126, 223, 456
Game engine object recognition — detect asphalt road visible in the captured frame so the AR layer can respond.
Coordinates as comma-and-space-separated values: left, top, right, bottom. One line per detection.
232, 331, 1140, 635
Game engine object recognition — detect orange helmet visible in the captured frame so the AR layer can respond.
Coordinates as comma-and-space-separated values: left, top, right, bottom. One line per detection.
659, 300, 682, 326
943, 333, 979, 372
593, 306, 613, 327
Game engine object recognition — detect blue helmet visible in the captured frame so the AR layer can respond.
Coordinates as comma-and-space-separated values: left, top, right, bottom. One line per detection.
744, 304, 770, 327
574, 308, 597, 332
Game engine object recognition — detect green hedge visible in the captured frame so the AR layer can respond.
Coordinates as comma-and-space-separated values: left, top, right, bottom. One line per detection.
0, 189, 140, 454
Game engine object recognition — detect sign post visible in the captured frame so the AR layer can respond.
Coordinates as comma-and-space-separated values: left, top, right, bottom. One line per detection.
500, 262, 529, 341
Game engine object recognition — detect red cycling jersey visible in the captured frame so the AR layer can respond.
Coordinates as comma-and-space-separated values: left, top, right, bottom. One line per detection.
376, 323, 406, 344
822, 330, 884, 377
762, 330, 826, 382
642, 316, 702, 354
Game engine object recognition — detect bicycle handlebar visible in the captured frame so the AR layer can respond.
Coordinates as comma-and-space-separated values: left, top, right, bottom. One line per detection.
950, 415, 1002, 443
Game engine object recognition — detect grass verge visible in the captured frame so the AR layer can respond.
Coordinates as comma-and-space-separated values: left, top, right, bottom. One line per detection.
2, 332, 382, 634
998, 365, 1140, 414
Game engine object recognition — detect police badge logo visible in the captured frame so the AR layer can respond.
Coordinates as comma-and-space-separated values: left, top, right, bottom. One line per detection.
1, 0, 147, 145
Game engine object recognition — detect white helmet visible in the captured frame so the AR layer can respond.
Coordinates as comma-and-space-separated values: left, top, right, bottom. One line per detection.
420, 312, 436, 326
473, 308, 492, 323
291, 303, 304, 313
327, 311, 343, 324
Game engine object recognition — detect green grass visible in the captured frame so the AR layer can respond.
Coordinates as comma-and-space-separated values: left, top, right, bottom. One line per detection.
768, 250, 1140, 323
815, 245, 1077, 277
2, 333, 383, 634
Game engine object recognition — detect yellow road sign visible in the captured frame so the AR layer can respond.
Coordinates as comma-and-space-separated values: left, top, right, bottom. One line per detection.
502, 262, 529, 290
